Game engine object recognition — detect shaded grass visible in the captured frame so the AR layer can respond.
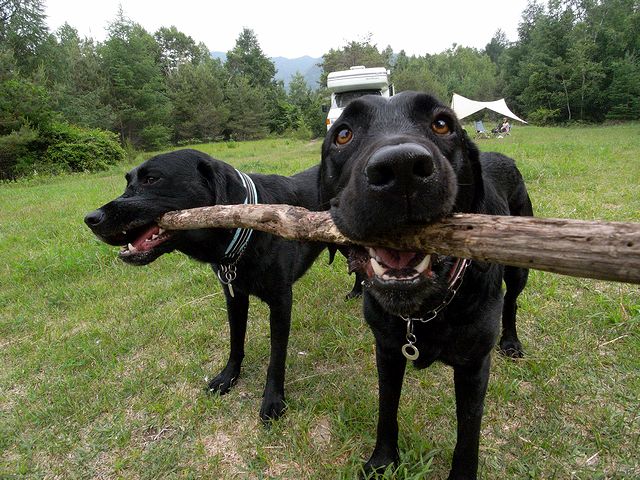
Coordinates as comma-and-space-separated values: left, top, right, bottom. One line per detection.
1, 128, 638, 479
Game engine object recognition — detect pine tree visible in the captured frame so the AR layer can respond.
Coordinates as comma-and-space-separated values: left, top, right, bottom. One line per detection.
226, 28, 276, 89
99, 9, 170, 148
0, 0, 50, 75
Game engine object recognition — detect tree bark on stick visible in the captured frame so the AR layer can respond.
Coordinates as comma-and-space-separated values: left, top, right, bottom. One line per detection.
159, 204, 640, 285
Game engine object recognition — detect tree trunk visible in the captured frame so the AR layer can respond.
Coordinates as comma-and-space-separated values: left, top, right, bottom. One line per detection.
562, 77, 572, 121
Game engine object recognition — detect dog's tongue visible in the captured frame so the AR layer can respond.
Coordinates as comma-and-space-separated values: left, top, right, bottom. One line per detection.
133, 225, 160, 250
373, 247, 418, 269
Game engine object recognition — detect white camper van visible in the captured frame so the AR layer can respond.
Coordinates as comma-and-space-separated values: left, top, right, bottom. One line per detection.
325, 66, 393, 130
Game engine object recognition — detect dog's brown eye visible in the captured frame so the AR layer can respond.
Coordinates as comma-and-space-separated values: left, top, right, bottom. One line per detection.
142, 176, 158, 185
335, 128, 353, 146
431, 119, 450, 135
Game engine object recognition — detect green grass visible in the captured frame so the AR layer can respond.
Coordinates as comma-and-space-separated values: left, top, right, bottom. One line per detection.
1, 128, 639, 479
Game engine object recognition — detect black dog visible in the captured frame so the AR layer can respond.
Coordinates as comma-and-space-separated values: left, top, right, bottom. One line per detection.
85, 149, 329, 422
319, 92, 532, 479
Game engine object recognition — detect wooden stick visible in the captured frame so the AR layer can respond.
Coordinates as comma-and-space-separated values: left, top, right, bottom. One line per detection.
159, 204, 640, 284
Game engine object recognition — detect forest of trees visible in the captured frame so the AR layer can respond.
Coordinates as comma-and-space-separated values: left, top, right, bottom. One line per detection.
1, 0, 638, 178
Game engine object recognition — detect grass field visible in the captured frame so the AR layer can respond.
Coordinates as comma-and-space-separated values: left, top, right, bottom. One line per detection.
1, 125, 639, 479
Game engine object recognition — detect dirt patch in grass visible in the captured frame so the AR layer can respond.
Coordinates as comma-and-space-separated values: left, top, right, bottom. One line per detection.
309, 416, 332, 449
201, 430, 246, 476
0, 383, 27, 413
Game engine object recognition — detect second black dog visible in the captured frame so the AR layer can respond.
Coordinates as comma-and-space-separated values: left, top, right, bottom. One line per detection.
85, 149, 327, 422
319, 92, 533, 479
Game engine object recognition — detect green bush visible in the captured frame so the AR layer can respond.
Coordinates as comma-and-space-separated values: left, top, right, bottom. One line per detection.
528, 108, 560, 126
45, 123, 125, 172
0, 124, 40, 179
10, 122, 125, 177
283, 124, 314, 141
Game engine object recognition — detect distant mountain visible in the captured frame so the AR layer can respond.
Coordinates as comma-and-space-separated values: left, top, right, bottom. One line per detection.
211, 51, 322, 90
272, 56, 322, 90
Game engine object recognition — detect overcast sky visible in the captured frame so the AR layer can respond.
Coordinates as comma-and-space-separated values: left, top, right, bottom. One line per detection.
44, 0, 532, 59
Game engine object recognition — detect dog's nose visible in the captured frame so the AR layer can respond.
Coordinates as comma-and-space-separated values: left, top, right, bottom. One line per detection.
84, 209, 105, 228
365, 144, 434, 189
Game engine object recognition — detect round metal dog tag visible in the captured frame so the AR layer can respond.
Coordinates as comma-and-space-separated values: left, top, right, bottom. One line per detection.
401, 343, 419, 361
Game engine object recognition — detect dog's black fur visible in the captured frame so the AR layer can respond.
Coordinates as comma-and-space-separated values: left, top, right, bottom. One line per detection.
319, 92, 533, 479
85, 149, 330, 422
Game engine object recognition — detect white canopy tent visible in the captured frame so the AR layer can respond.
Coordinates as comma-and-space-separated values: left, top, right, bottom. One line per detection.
451, 93, 527, 123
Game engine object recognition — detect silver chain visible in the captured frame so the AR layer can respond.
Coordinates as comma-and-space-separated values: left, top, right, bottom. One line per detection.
400, 259, 471, 361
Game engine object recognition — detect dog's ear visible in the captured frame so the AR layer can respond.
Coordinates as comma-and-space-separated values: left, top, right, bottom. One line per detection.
462, 129, 480, 160
461, 130, 485, 211
198, 157, 246, 204
318, 161, 332, 209
197, 158, 217, 192
327, 244, 337, 264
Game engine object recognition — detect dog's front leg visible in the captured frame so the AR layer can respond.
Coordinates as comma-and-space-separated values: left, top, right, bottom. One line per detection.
448, 354, 491, 480
207, 290, 249, 395
260, 287, 293, 422
363, 338, 406, 476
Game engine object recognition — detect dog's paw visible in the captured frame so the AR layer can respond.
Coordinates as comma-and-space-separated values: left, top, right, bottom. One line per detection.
498, 337, 524, 358
259, 395, 287, 423
361, 451, 399, 478
206, 368, 240, 395
446, 472, 477, 480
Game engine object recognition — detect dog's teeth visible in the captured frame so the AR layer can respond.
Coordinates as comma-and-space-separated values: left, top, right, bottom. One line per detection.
415, 255, 431, 274
368, 247, 383, 264
151, 234, 158, 240
371, 258, 386, 277
128, 243, 137, 252
158, 228, 165, 235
